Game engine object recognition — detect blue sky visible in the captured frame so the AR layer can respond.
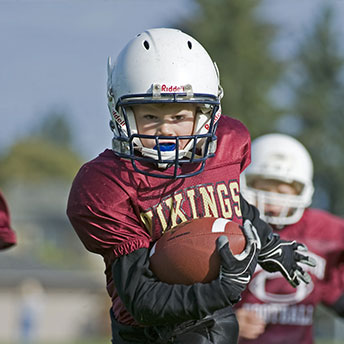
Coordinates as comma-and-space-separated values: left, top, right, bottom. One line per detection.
1, 0, 343, 160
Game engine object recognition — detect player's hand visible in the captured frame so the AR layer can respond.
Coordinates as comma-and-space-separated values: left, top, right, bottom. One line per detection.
236, 308, 266, 340
258, 233, 317, 287
216, 220, 260, 303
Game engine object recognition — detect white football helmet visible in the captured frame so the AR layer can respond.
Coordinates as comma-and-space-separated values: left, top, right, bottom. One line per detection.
107, 28, 223, 178
241, 134, 314, 226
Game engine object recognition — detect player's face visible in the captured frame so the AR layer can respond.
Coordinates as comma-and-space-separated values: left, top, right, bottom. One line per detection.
132, 103, 197, 149
252, 179, 299, 217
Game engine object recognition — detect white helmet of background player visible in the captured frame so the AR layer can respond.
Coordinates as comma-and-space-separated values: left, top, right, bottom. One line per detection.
107, 28, 223, 178
241, 133, 314, 227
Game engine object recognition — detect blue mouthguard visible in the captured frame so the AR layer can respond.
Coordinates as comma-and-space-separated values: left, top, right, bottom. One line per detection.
154, 143, 176, 151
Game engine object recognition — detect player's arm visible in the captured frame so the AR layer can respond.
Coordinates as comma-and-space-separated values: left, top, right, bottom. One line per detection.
330, 294, 344, 317
0, 192, 17, 250
323, 260, 344, 317
240, 194, 271, 247
0, 227, 17, 250
240, 194, 316, 287
112, 222, 260, 326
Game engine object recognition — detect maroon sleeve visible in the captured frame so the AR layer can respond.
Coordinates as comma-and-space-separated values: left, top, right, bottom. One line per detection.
216, 116, 251, 173
0, 191, 17, 250
237, 122, 251, 173
66, 158, 151, 260
316, 211, 344, 306
321, 262, 344, 307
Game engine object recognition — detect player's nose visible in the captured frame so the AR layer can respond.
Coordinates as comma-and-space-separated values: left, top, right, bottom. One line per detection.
157, 122, 174, 136
264, 203, 282, 216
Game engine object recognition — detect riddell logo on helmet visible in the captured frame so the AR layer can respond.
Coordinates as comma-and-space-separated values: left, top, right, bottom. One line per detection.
161, 85, 185, 92
204, 111, 221, 130
112, 111, 126, 127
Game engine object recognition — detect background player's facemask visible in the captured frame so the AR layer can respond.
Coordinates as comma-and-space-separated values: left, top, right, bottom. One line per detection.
240, 134, 314, 227
107, 28, 223, 179
241, 182, 310, 227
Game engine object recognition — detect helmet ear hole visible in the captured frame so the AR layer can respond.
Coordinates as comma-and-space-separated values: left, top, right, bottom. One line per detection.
187, 41, 192, 49
109, 120, 119, 135
143, 40, 150, 50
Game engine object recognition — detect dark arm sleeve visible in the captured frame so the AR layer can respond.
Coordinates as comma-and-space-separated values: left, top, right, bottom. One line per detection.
112, 247, 241, 326
330, 293, 344, 317
240, 194, 273, 248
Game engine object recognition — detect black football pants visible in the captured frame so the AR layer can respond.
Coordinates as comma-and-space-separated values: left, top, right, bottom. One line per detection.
110, 306, 239, 344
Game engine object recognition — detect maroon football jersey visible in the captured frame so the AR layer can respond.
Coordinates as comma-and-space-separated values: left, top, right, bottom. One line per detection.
67, 115, 251, 325
0, 190, 17, 250
237, 208, 344, 344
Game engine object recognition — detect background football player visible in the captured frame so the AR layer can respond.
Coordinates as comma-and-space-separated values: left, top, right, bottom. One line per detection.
237, 133, 344, 344
0, 189, 17, 250
67, 29, 315, 344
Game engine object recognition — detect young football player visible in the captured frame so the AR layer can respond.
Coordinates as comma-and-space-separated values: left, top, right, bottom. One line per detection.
67, 29, 315, 344
237, 133, 344, 344
0, 189, 17, 250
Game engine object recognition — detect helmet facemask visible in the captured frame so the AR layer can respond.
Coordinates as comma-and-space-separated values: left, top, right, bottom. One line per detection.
108, 86, 221, 178
242, 176, 313, 228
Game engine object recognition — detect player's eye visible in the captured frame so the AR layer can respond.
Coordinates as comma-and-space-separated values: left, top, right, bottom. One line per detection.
143, 114, 159, 121
173, 115, 185, 121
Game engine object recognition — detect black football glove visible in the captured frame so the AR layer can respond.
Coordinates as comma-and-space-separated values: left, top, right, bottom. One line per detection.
216, 220, 261, 303
258, 233, 317, 287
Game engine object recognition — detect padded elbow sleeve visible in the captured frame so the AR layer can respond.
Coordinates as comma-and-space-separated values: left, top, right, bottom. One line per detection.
112, 247, 234, 326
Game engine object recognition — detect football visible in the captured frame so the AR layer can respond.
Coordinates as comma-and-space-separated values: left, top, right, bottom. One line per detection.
149, 217, 246, 285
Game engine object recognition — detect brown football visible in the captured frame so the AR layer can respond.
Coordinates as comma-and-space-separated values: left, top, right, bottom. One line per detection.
149, 217, 246, 285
